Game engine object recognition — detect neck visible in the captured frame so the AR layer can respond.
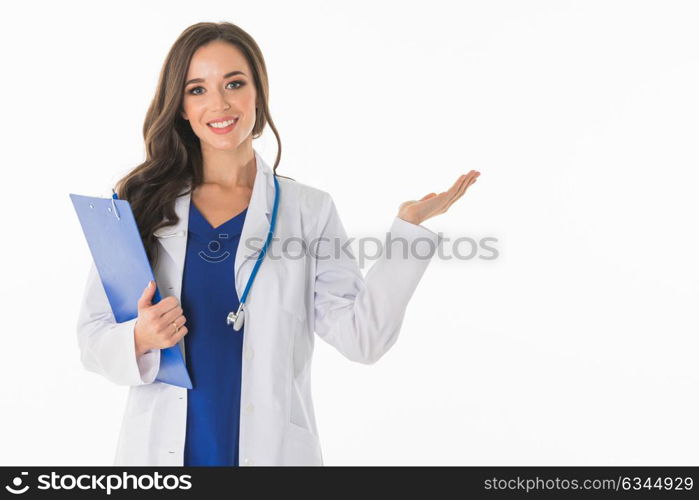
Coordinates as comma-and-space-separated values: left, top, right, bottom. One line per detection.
199, 140, 256, 190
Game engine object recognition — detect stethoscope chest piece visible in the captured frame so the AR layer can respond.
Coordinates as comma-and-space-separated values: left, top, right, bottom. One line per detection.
226, 304, 245, 331
226, 173, 279, 333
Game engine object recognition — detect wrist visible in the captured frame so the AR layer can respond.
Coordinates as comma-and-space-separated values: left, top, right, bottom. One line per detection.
397, 211, 423, 225
134, 335, 149, 357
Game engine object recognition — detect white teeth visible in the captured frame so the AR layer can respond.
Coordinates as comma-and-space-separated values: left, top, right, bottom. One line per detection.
208, 118, 237, 128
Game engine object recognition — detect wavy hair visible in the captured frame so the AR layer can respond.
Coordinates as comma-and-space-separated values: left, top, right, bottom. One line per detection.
114, 21, 290, 267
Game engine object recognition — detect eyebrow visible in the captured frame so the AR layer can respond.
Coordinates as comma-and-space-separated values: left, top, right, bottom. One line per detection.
184, 70, 247, 87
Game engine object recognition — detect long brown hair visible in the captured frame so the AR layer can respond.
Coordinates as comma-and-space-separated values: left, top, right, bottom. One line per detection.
114, 21, 289, 267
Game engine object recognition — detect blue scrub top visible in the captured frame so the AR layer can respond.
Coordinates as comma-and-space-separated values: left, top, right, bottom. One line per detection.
181, 200, 248, 466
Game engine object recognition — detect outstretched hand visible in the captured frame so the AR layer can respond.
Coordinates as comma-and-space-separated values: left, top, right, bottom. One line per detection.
397, 170, 480, 225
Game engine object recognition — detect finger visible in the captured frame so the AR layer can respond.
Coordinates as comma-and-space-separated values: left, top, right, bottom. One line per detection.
160, 311, 185, 336
169, 316, 186, 338
442, 172, 473, 207
448, 173, 468, 194
161, 305, 184, 325
446, 175, 475, 209
440, 172, 477, 213
137, 280, 156, 311
154, 296, 180, 316
463, 172, 479, 192
160, 315, 185, 339
444, 172, 479, 211
171, 325, 189, 344
459, 170, 479, 191
450, 171, 477, 197
458, 171, 479, 197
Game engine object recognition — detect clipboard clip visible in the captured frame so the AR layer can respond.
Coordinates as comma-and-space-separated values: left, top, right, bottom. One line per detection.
110, 188, 121, 221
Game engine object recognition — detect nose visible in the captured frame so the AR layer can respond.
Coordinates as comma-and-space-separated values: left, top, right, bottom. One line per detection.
210, 87, 231, 110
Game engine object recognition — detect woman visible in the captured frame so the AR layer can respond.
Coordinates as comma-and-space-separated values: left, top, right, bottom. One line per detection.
76, 21, 480, 466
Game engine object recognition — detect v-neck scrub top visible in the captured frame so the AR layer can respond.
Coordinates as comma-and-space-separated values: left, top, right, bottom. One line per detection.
181, 200, 248, 466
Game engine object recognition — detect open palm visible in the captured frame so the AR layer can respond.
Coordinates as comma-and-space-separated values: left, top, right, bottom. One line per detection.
397, 170, 480, 225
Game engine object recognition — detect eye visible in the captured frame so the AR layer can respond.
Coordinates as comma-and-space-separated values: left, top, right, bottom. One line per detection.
187, 80, 246, 95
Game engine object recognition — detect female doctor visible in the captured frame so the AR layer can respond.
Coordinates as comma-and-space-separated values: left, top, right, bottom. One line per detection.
76, 21, 480, 466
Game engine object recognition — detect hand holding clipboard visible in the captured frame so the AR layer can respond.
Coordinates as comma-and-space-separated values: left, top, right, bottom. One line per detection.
134, 279, 189, 357
70, 190, 193, 389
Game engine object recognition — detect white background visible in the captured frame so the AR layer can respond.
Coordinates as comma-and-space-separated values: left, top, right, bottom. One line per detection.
1, 0, 697, 465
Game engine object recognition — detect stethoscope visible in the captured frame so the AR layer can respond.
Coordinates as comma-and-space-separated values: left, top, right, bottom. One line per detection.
226, 173, 280, 331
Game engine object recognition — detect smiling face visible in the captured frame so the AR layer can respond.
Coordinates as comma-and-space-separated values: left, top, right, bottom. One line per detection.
180, 40, 257, 153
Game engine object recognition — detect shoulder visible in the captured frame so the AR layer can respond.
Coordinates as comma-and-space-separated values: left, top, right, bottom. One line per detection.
275, 176, 336, 236
276, 175, 332, 214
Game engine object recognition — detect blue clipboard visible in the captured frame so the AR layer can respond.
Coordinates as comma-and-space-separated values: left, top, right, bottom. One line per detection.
70, 191, 192, 389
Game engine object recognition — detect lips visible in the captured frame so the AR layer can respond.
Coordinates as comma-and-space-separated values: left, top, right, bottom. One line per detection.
207, 115, 239, 126
207, 117, 239, 135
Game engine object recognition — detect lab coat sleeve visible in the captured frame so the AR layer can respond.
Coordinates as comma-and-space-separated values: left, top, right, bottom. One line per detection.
75, 261, 161, 386
312, 193, 442, 364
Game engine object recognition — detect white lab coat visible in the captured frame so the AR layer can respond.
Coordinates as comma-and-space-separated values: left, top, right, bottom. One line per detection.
76, 148, 441, 466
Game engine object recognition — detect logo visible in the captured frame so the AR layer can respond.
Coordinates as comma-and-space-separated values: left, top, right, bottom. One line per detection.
5, 472, 29, 494
199, 234, 233, 263
4, 471, 193, 495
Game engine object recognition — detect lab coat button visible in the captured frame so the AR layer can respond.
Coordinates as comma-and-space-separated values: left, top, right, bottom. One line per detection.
243, 457, 253, 465
244, 347, 254, 360
245, 403, 255, 414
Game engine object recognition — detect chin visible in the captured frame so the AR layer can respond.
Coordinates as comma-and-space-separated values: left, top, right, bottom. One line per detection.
204, 138, 244, 151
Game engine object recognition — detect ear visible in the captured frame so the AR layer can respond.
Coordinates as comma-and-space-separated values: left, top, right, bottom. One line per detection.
180, 108, 188, 121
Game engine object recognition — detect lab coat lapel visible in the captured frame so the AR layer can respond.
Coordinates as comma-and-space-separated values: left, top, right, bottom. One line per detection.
152, 148, 273, 301
152, 191, 190, 278
234, 149, 274, 299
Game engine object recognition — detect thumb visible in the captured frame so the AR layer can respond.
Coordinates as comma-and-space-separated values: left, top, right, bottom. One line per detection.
138, 280, 156, 310
420, 192, 437, 201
